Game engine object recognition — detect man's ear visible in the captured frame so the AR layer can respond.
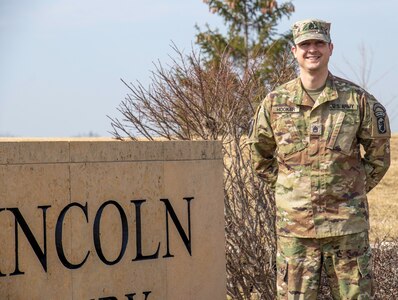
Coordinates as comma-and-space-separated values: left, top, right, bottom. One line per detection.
291, 45, 297, 58
329, 42, 334, 56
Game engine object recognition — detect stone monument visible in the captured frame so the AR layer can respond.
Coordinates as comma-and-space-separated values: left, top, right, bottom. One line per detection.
0, 138, 226, 300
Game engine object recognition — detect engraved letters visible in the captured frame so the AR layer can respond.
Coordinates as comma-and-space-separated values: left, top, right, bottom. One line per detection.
0, 198, 193, 277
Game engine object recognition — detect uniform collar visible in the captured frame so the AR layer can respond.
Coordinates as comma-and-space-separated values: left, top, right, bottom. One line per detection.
288, 73, 339, 107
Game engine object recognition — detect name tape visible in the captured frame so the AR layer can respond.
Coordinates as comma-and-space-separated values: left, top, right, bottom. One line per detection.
272, 106, 300, 113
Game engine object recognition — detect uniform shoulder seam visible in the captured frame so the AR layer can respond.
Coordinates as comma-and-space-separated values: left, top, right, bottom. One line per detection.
332, 75, 368, 95
272, 77, 298, 95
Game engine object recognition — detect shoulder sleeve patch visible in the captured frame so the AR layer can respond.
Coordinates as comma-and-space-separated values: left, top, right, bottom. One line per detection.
371, 102, 391, 137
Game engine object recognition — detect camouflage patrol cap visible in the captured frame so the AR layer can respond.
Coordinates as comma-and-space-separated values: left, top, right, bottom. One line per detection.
292, 19, 331, 44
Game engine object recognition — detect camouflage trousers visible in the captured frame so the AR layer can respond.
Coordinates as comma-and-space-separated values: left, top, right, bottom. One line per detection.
276, 231, 373, 300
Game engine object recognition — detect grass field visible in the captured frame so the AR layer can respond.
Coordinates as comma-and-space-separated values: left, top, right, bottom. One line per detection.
368, 133, 398, 242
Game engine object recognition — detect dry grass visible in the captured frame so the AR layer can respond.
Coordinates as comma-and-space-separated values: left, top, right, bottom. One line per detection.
319, 134, 398, 299
368, 133, 398, 242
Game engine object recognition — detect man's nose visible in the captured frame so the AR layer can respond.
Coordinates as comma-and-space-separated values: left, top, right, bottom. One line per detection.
307, 44, 318, 52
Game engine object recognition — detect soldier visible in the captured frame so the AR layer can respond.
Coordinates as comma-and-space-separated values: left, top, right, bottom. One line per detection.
248, 19, 391, 299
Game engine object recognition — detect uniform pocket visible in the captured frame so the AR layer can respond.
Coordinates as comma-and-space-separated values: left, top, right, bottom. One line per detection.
357, 247, 373, 299
280, 262, 288, 283
326, 111, 358, 155
274, 114, 306, 157
357, 247, 372, 279
276, 251, 289, 285
276, 260, 288, 298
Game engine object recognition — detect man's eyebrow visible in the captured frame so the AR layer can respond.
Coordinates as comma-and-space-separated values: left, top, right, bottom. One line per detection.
298, 41, 310, 45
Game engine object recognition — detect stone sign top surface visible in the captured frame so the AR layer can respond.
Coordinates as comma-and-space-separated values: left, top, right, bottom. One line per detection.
0, 138, 222, 164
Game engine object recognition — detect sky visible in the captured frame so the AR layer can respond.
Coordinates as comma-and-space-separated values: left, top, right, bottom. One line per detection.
1, 0, 397, 137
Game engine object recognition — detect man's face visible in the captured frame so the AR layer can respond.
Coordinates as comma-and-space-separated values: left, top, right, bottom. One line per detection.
292, 39, 333, 73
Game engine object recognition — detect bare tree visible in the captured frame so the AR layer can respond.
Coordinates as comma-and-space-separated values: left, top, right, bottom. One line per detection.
109, 45, 296, 299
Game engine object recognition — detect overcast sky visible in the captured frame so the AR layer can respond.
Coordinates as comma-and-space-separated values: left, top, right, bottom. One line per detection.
1, 0, 397, 137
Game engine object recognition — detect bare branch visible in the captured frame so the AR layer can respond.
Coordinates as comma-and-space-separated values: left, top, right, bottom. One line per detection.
110, 45, 296, 299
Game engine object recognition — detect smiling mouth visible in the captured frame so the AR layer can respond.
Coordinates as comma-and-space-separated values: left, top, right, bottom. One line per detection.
306, 56, 320, 61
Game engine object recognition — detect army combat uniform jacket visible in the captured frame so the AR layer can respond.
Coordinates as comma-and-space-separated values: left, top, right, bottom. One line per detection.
249, 74, 391, 238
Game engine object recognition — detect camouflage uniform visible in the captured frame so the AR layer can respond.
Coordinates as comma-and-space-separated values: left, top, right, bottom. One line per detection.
277, 232, 372, 299
248, 19, 391, 300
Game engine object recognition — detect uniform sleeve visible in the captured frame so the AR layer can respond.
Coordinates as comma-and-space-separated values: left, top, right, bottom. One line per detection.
357, 94, 391, 193
247, 96, 278, 189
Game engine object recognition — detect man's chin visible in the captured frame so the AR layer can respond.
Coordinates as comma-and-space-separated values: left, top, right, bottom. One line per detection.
305, 66, 321, 72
